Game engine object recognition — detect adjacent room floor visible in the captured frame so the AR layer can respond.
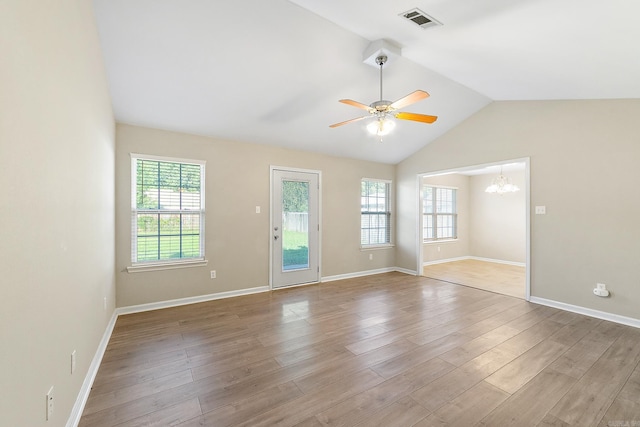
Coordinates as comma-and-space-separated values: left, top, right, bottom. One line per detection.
423, 258, 525, 299
79, 272, 640, 426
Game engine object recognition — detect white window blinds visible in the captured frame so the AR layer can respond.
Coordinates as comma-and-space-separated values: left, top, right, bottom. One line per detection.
131, 154, 205, 264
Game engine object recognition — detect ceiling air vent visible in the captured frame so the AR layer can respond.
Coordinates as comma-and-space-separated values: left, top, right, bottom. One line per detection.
400, 8, 442, 29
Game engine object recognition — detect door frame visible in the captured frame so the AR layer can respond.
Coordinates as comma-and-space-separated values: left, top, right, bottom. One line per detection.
269, 166, 322, 290
416, 157, 531, 301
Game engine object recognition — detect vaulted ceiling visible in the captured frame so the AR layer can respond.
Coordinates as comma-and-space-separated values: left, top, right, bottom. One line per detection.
93, 0, 640, 164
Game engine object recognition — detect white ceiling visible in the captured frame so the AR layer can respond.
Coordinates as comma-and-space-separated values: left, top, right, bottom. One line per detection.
93, 0, 640, 164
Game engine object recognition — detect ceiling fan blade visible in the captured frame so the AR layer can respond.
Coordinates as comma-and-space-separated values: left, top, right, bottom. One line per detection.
339, 99, 373, 112
329, 116, 370, 128
389, 90, 430, 110
394, 111, 438, 124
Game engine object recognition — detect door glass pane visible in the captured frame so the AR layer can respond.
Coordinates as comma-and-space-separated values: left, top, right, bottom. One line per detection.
282, 180, 309, 271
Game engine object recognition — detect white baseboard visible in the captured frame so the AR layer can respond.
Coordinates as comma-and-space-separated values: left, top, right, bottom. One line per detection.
423, 256, 525, 267
66, 311, 118, 427
116, 286, 270, 316
469, 256, 525, 267
423, 256, 470, 266
530, 296, 640, 329
321, 267, 399, 283
395, 267, 417, 276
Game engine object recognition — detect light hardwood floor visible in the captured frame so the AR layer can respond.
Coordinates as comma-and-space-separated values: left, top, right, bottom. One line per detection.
423, 259, 526, 299
79, 272, 640, 426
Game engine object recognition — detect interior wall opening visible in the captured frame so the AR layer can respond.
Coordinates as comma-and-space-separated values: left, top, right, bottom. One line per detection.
417, 158, 530, 300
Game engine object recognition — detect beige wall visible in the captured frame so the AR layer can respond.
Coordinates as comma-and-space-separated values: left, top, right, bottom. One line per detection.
469, 170, 526, 263
0, 1, 115, 426
422, 174, 470, 262
398, 99, 640, 319
115, 124, 396, 307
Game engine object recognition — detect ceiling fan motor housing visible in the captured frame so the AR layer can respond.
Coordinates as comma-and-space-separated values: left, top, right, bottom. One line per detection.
370, 100, 393, 111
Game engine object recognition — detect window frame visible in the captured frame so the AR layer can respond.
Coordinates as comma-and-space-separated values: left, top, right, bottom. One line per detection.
128, 153, 207, 272
360, 178, 393, 248
423, 185, 458, 243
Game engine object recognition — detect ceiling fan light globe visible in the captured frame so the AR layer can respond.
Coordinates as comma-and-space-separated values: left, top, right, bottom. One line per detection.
367, 118, 395, 136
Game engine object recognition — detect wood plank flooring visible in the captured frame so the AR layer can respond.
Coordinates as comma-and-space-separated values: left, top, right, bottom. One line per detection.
79, 272, 640, 427
423, 259, 525, 299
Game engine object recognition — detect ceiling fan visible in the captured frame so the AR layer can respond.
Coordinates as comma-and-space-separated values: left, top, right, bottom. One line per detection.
330, 54, 438, 137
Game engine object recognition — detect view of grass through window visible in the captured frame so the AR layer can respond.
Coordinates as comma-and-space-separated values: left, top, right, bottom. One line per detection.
282, 229, 309, 269
282, 180, 309, 270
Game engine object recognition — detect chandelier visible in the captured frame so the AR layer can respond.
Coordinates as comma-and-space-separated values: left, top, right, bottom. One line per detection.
485, 167, 520, 194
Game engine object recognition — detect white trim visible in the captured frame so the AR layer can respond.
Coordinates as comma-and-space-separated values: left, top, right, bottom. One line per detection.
66, 311, 118, 427
416, 173, 424, 276
423, 256, 471, 266
322, 267, 398, 283
271, 281, 320, 291
524, 159, 531, 301
130, 152, 206, 166
127, 259, 208, 273
116, 286, 270, 316
422, 256, 525, 267
423, 239, 458, 245
361, 177, 392, 184
530, 297, 640, 329
360, 244, 395, 251
422, 183, 459, 190
469, 256, 525, 267
395, 267, 417, 276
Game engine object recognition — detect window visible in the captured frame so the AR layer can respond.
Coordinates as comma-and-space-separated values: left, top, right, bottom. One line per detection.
131, 154, 205, 265
361, 179, 392, 246
423, 185, 457, 241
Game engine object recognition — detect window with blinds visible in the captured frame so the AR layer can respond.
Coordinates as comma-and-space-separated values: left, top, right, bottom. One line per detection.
423, 185, 457, 241
361, 179, 392, 246
131, 154, 205, 264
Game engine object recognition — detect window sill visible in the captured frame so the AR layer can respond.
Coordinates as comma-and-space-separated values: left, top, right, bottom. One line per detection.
127, 259, 208, 273
360, 244, 395, 251
423, 239, 458, 244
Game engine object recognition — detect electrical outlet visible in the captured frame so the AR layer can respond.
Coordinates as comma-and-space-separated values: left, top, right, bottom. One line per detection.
46, 386, 54, 420
255, 206, 261, 214
210, 270, 216, 279
369, 253, 373, 260
71, 350, 76, 374
597, 283, 606, 290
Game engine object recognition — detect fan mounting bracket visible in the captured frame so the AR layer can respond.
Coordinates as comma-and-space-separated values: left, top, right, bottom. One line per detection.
362, 39, 401, 68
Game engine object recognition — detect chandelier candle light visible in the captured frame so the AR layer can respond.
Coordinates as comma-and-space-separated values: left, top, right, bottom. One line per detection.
485, 167, 520, 194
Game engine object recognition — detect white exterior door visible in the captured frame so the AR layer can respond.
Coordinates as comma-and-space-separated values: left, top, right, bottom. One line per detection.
271, 168, 320, 288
